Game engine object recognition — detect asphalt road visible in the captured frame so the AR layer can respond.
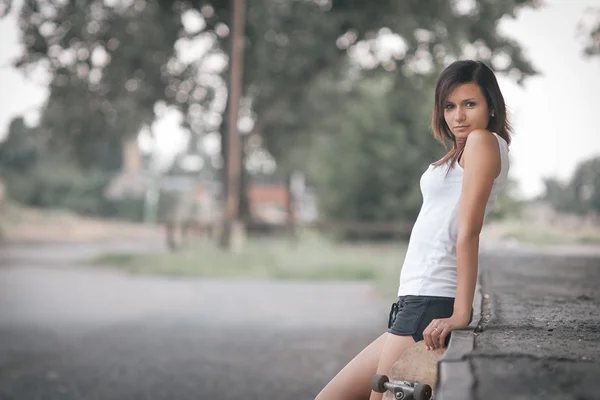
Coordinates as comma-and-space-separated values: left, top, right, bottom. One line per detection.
0, 240, 389, 400
1, 240, 599, 400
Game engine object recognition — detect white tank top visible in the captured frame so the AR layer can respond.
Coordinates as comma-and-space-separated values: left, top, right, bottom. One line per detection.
398, 131, 510, 298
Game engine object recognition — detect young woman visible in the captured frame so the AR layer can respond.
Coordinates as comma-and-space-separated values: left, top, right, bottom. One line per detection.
315, 60, 511, 400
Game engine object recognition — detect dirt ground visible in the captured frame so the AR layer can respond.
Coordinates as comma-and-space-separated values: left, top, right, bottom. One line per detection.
0, 203, 163, 243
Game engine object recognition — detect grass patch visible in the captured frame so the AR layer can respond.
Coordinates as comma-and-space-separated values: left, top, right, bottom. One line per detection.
91, 233, 406, 300
502, 227, 600, 245
482, 218, 600, 246
94, 253, 136, 265
576, 234, 600, 244
503, 230, 570, 245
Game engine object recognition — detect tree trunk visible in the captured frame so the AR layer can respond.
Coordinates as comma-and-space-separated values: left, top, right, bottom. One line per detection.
286, 170, 297, 242
220, 0, 246, 251
238, 136, 251, 223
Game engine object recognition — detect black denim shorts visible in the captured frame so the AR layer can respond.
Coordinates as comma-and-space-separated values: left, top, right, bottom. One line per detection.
387, 295, 473, 345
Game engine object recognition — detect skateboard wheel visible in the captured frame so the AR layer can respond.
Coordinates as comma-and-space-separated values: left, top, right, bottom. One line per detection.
413, 383, 432, 400
371, 374, 389, 393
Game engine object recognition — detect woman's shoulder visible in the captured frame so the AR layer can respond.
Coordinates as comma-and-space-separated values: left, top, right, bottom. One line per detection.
463, 129, 502, 174
466, 129, 498, 144
467, 129, 508, 150
464, 129, 502, 156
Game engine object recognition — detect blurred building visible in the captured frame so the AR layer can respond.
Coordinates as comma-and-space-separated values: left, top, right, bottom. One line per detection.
104, 138, 148, 200
102, 136, 318, 234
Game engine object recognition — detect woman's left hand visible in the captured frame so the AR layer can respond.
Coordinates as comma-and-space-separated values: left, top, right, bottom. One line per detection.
423, 315, 470, 350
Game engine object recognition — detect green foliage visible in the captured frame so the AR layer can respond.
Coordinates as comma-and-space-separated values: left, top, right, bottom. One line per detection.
233, 0, 539, 167
1, 0, 540, 230
0, 117, 41, 171
0, 116, 142, 221
1, 154, 128, 222
300, 69, 525, 236
302, 74, 438, 239
570, 156, 600, 214
543, 156, 600, 215
543, 178, 574, 212
227, 0, 540, 236
14, 0, 182, 169
1, 156, 111, 215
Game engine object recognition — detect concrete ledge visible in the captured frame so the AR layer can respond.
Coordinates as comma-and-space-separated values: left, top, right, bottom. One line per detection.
440, 329, 474, 362
435, 280, 484, 399
437, 358, 473, 400
437, 330, 476, 400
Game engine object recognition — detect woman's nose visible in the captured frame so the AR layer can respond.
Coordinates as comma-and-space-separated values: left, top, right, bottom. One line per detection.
454, 106, 466, 122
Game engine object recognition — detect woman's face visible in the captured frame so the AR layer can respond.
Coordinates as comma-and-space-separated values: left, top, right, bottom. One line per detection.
443, 82, 491, 140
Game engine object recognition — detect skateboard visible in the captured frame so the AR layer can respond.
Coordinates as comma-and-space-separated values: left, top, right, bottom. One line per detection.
371, 341, 445, 400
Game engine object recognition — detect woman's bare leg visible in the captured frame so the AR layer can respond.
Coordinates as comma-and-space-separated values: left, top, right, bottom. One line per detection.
368, 334, 416, 400
315, 332, 416, 400
315, 333, 387, 400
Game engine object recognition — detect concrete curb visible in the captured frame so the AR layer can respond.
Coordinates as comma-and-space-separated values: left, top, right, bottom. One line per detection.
436, 280, 483, 400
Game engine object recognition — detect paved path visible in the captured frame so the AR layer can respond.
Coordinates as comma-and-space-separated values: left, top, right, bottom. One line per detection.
0, 240, 389, 400
2, 240, 599, 399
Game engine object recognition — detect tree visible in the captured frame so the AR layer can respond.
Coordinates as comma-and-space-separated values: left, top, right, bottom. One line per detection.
569, 156, 600, 214
4, 0, 540, 168
543, 177, 573, 213
0, 117, 40, 171
1, 0, 541, 229
0, 116, 113, 214
543, 156, 600, 215
216, 0, 539, 165
297, 71, 437, 238
8, 0, 183, 170
214, 0, 540, 226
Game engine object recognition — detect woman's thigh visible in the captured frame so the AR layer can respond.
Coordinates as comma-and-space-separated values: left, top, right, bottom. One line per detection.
315, 332, 416, 400
369, 334, 416, 400
315, 333, 387, 400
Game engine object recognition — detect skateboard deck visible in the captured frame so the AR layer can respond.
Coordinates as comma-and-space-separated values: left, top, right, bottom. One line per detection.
371, 341, 445, 400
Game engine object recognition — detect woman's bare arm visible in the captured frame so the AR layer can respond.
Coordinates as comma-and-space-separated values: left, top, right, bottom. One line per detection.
454, 129, 501, 323
422, 129, 502, 350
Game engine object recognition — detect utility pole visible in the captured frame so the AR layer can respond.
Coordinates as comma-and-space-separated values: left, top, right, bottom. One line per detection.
221, 0, 246, 251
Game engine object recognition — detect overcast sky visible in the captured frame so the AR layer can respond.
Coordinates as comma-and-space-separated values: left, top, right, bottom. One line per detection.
0, 0, 599, 199
496, 0, 600, 198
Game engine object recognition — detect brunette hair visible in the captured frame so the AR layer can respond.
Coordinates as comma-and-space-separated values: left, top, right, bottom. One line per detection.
431, 60, 511, 169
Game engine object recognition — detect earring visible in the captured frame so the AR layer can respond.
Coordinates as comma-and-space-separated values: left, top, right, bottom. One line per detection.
490, 110, 495, 117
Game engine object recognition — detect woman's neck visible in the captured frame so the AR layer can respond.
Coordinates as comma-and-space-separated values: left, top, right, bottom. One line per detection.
455, 137, 467, 148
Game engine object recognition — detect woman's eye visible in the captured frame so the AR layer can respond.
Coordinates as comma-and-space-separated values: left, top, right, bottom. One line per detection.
445, 104, 454, 110
466, 102, 476, 107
